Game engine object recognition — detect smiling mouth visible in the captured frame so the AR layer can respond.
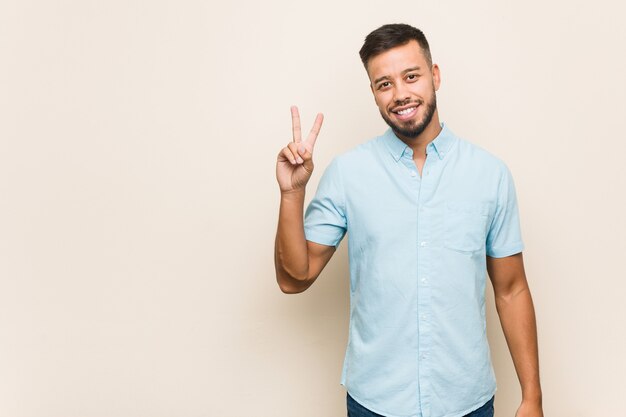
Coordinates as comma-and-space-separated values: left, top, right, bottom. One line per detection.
392, 105, 419, 120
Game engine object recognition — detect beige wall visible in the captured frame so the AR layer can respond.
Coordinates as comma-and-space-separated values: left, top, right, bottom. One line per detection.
1, 0, 625, 416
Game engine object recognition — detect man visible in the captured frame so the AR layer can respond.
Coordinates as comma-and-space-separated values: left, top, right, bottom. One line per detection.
274, 23, 543, 417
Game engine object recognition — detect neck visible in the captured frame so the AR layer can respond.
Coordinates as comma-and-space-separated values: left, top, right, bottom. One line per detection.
396, 111, 442, 157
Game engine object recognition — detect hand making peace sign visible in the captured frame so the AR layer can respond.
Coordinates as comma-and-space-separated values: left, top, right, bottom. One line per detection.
276, 106, 324, 193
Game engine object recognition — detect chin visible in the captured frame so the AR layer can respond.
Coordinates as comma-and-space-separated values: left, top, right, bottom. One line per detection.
398, 118, 424, 131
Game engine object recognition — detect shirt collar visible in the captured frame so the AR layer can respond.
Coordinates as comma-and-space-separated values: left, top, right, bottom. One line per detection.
383, 122, 456, 162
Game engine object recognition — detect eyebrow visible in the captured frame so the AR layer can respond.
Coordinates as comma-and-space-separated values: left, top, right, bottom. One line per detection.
373, 67, 422, 85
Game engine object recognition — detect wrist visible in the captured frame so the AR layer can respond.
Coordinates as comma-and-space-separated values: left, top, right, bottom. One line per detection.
280, 188, 306, 200
522, 389, 543, 405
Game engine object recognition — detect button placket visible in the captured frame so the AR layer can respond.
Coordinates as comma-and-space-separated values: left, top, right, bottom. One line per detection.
416, 149, 436, 414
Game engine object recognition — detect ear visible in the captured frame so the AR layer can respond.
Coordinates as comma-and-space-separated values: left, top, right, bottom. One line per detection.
431, 63, 441, 91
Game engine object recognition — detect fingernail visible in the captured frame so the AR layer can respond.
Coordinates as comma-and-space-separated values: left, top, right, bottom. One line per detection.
297, 157, 304, 164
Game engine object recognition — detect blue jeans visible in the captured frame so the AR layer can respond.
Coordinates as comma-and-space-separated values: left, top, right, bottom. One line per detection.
347, 393, 495, 417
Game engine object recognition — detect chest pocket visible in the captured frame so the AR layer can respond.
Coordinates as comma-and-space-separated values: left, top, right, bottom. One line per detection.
444, 201, 491, 253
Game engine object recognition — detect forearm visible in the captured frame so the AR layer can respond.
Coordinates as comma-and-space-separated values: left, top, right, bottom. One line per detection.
495, 287, 543, 404
275, 190, 310, 287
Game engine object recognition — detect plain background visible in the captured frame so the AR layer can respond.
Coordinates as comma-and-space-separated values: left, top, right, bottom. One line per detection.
1, 0, 625, 416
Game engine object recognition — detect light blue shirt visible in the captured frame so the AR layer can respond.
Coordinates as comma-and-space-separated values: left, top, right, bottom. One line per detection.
304, 123, 524, 417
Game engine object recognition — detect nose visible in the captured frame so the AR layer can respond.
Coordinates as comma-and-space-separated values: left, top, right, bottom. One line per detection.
392, 82, 410, 105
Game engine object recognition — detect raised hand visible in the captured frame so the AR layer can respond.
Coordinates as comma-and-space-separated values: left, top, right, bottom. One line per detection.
276, 106, 324, 193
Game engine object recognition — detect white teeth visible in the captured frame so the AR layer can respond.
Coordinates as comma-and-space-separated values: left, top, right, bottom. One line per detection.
396, 107, 416, 115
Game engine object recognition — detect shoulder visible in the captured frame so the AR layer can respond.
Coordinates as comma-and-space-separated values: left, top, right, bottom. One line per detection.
453, 134, 511, 177
311, 134, 384, 198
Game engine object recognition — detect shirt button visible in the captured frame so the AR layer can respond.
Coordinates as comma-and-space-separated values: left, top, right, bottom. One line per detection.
420, 241, 428, 247
421, 277, 427, 283
420, 314, 427, 320
410, 171, 417, 177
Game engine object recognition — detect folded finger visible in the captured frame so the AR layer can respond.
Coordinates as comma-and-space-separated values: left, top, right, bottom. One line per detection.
288, 142, 304, 164
280, 146, 297, 165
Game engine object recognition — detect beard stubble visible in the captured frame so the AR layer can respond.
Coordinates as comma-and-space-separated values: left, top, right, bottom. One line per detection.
380, 91, 437, 140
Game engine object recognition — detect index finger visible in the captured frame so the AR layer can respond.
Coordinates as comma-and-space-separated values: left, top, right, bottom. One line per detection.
291, 106, 302, 143
305, 113, 324, 150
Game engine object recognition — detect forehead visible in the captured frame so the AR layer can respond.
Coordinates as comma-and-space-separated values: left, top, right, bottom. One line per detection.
366, 40, 429, 81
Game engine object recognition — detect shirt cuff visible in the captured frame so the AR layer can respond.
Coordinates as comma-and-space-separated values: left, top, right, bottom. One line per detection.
304, 228, 343, 248
486, 242, 525, 258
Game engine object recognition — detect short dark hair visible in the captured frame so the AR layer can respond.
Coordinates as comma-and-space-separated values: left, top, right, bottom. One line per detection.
359, 23, 432, 69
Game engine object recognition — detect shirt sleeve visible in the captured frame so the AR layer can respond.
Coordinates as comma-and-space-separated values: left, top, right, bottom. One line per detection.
303, 157, 347, 248
486, 163, 525, 258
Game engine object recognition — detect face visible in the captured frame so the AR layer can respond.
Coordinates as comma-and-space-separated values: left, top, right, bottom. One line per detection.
366, 40, 441, 140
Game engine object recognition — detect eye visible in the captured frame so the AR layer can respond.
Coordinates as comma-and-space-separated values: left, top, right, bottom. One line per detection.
407, 74, 419, 81
377, 81, 391, 90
